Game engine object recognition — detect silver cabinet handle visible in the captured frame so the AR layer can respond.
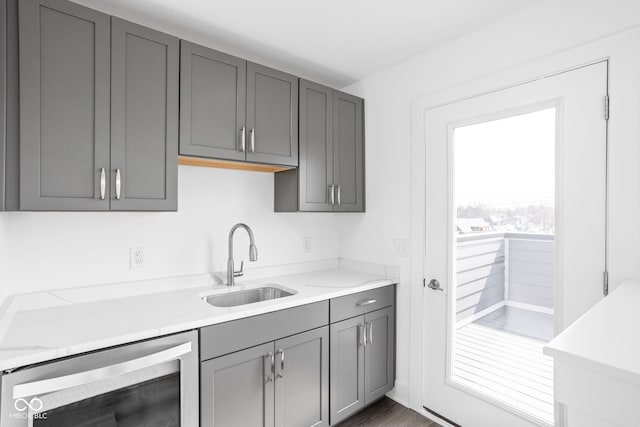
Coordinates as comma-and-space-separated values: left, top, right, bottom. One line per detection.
265, 352, 275, 383
13, 342, 191, 399
337, 184, 341, 205
250, 128, 255, 153
276, 349, 284, 378
356, 298, 377, 307
240, 127, 246, 152
115, 169, 121, 200
368, 321, 374, 344
359, 323, 366, 347
99, 168, 106, 200
329, 185, 335, 205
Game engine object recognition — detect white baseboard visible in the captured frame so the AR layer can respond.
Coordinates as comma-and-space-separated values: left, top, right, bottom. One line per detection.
385, 380, 409, 407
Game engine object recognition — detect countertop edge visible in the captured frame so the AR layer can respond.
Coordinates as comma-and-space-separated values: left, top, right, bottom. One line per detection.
0, 278, 396, 371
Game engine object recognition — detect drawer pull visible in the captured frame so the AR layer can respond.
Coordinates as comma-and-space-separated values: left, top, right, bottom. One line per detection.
265, 352, 275, 383
356, 298, 377, 307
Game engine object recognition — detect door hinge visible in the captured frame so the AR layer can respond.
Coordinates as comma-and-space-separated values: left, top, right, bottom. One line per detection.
604, 94, 610, 121
603, 271, 609, 296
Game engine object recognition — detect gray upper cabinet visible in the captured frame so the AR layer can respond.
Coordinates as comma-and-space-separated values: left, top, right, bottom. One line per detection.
274, 327, 329, 427
246, 63, 298, 166
298, 80, 333, 212
179, 49, 298, 167
201, 342, 275, 427
333, 90, 364, 212
18, 0, 111, 211
275, 80, 364, 213
16, 1, 177, 211
179, 41, 246, 161
110, 18, 179, 211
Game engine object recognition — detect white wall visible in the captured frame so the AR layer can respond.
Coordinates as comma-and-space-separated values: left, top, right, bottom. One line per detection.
0, 218, 8, 304
338, 0, 640, 409
0, 166, 340, 295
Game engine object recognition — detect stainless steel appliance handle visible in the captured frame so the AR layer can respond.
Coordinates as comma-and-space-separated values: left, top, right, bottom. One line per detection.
99, 168, 106, 200
240, 127, 246, 152
250, 128, 255, 153
13, 342, 192, 399
356, 298, 377, 307
337, 184, 341, 205
115, 169, 122, 200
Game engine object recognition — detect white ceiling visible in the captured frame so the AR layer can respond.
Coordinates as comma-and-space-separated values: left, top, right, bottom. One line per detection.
74, 0, 542, 87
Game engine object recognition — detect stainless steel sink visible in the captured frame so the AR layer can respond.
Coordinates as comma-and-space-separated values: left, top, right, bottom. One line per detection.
203, 286, 295, 308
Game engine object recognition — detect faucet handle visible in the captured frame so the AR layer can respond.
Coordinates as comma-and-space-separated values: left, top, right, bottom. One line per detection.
233, 260, 244, 278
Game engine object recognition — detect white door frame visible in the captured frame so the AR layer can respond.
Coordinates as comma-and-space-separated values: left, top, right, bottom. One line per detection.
407, 37, 625, 425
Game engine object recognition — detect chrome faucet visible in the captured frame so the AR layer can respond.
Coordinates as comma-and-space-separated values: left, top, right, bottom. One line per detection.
227, 223, 258, 286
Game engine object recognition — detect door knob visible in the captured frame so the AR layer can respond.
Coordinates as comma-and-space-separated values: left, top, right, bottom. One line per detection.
427, 279, 444, 292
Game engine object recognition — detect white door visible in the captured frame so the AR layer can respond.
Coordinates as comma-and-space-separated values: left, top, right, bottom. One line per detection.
422, 62, 608, 427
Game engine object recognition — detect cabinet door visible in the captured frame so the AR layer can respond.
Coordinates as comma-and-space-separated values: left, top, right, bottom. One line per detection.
201, 342, 275, 427
110, 18, 178, 211
333, 90, 364, 212
329, 316, 365, 424
246, 62, 298, 166
274, 327, 329, 427
19, 0, 110, 210
180, 41, 246, 161
364, 306, 395, 404
298, 80, 333, 212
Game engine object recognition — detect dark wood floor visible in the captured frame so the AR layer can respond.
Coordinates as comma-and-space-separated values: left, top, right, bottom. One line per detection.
336, 397, 441, 427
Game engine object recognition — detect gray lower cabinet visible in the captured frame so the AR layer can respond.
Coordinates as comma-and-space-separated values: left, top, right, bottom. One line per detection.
15, 0, 178, 211
201, 326, 329, 427
179, 42, 298, 167
275, 79, 364, 212
274, 328, 329, 427
329, 287, 395, 425
110, 18, 179, 211
201, 342, 275, 427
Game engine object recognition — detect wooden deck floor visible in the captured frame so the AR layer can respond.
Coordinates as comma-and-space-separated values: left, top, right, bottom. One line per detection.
452, 317, 554, 425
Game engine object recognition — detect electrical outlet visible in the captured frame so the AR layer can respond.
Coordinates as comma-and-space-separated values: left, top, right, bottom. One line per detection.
130, 247, 144, 268
393, 239, 409, 258
303, 236, 311, 254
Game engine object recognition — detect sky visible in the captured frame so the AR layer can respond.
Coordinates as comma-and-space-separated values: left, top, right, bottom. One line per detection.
454, 107, 556, 207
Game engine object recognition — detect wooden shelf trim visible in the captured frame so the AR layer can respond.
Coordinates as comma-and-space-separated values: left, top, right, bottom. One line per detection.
178, 156, 295, 173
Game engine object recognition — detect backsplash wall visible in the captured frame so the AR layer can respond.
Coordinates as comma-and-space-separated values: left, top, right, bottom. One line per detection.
0, 165, 341, 300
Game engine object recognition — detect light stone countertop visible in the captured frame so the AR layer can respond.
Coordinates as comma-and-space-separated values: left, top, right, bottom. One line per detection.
544, 280, 640, 384
0, 259, 397, 371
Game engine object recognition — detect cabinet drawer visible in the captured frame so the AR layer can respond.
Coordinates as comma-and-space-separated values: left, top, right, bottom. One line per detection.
200, 301, 328, 361
330, 285, 395, 323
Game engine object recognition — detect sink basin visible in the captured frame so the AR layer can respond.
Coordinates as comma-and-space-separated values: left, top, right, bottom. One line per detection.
203, 286, 296, 308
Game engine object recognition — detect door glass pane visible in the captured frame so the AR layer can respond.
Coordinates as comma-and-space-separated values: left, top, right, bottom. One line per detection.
451, 108, 555, 425
34, 373, 180, 427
